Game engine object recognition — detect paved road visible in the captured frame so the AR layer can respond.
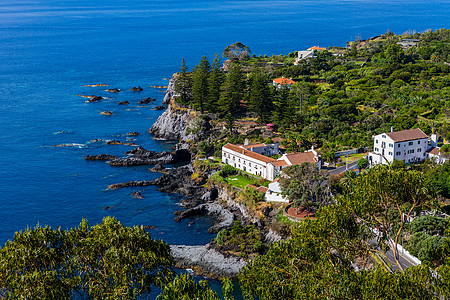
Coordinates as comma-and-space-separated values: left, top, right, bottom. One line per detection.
327, 161, 359, 176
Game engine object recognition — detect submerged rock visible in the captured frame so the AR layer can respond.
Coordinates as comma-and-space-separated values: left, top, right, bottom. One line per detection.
153, 105, 165, 110
126, 132, 139, 136
105, 88, 120, 93
84, 84, 108, 87
100, 111, 113, 116
118, 101, 129, 105
130, 86, 143, 92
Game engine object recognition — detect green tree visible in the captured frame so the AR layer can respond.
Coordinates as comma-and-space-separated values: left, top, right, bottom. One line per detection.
248, 67, 273, 123
223, 42, 251, 61
357, 157, 368, 170
385, 44, 406, 65
157, 274, 223, 300
279, 163, 330, 212
207, 53, 224, 113
192, 55, 211, 113
219, 62, 246, 115
339, 165, 435, 270
174, 58, 192, 105
0, 217, 174, 299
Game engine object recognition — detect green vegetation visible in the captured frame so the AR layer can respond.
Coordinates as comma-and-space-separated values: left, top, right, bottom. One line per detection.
177, 29, 450, 152
0, 217, 173, 299
213, 221, 265, 258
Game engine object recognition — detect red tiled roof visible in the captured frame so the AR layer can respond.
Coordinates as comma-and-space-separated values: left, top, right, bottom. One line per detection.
223, 143, 277, 163
246, 185, 268, 194
273, 77, 296, 85
427, 147, 440, 156
285, 152, 318, 165
307, 46, 326, 51
272, 160, 288, 167
385, 128, 428, 142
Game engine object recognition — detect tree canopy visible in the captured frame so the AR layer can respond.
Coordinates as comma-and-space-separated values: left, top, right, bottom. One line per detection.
0, 217, 174, 299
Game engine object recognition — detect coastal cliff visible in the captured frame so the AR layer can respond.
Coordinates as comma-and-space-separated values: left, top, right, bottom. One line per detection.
162, 74, 178, 104
149, 99, 196, 141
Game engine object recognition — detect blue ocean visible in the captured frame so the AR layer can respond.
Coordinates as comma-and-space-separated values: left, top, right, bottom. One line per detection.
0, 0, 449, 296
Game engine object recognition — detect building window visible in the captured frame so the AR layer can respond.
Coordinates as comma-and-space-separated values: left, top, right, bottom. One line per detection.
418, 141, 420, 144
388, 152, 393, 155
376, 140, 379, 144
382, 142, 386, 148
396, 151, 401, 156
417, 148, 421, 152
382, 135, 386, 138
389, 143, 393, 148
409, 142, 413, 146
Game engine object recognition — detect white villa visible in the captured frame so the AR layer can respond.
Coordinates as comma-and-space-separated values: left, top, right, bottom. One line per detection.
368, 128, 429, 165
222, 142, 321, 181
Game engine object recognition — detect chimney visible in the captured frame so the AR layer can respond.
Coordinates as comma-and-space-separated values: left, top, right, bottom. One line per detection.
391, 126, 394, 132
430, 134, 438, 148
244, 138, 249, 146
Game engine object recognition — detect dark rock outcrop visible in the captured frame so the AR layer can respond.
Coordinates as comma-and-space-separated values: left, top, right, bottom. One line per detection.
118, 101, 129, 105
126, 132, 139, 136
87, 96, 103, 102
107, 146, 191, 166
105, 88, 120, 93
84, 154, 118, 161
106, 140, 137, 146
108, 180, 153, 189
100, 111, 113, 116
174, 203, 234, 233
130, 86, 143, 92
153, 105, 165, 110
131, 191, 144, 199
138, 97, 155, 104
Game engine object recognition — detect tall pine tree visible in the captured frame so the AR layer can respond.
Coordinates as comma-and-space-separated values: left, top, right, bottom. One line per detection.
207, 53, 223, 113
174, 58, 192, 105
191, 56, 210, 113
248, 67, 273, 123
219, 61, 245, 115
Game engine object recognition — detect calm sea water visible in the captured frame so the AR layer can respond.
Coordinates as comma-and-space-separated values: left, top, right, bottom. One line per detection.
0, 0, 449, 295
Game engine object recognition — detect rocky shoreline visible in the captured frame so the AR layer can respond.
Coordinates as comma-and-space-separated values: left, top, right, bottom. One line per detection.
170, 244, 247, 279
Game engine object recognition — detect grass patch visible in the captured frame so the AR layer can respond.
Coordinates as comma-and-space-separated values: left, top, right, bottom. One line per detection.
224, 175, 257, 189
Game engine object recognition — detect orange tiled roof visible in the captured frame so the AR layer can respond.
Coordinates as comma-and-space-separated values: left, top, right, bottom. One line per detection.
285, 152, 318, 165
385, 128, 428, 143
426, 147, 441, 156
272, 160, 288, 167
307, 46, 326, 51
246, 185, 269, 193
273, 77, 296, 85
223, 143, 277, 164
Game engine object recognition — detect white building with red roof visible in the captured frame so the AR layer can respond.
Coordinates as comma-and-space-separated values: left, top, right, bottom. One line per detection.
272, 77, 296, 89
368, 128, 429, 165
222, 143, 320, 181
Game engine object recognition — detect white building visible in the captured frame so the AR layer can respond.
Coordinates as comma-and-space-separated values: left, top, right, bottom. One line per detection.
368, 128, 429, 165
294, 50, 315, 65
264, 179, 288, 203
222, 143, 320, 181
